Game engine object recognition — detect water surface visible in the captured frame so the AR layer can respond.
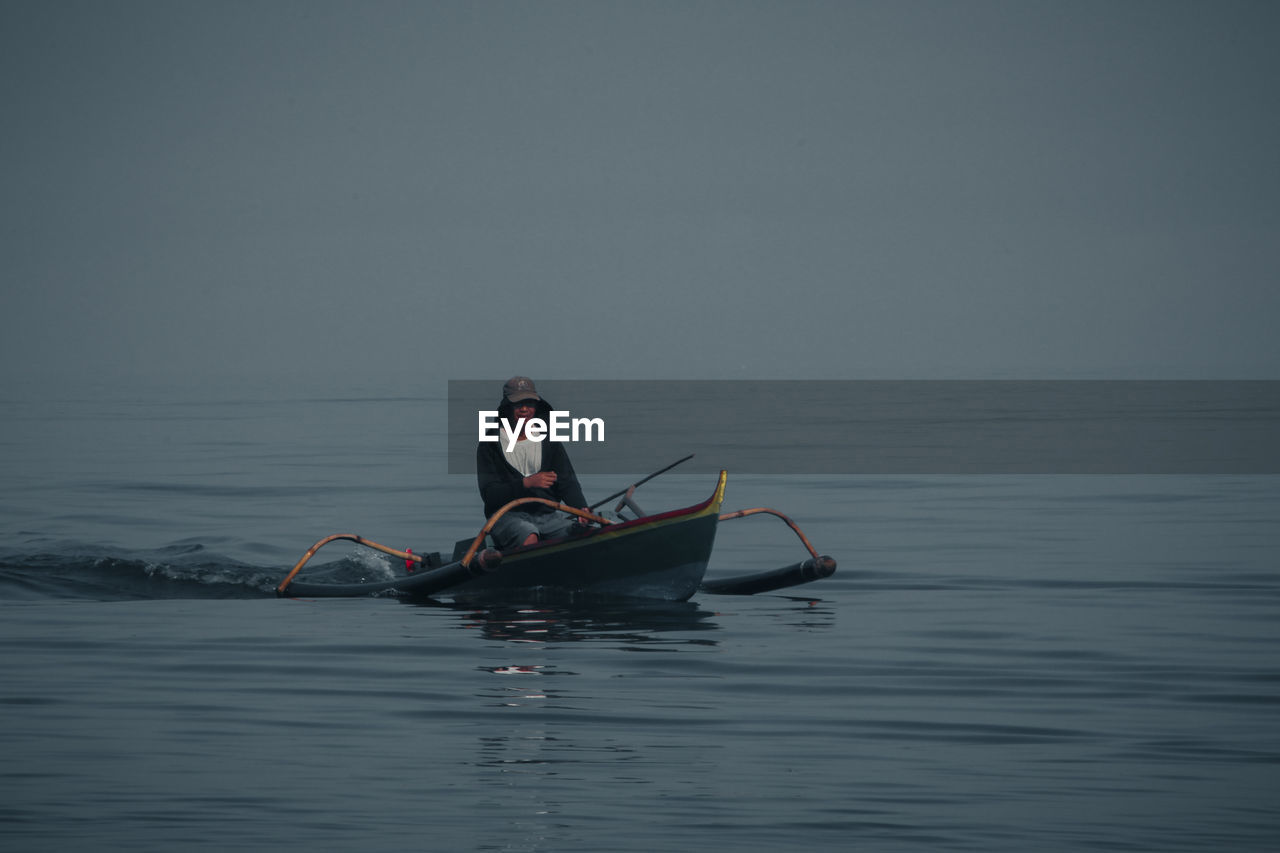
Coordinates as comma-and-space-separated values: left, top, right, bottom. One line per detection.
2, 387, 1278, 850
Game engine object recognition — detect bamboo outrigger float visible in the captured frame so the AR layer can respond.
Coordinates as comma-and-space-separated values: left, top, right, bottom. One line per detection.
276, 465, 836, 602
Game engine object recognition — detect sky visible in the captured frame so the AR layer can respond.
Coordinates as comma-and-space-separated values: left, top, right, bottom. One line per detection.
3, 0, 1278, 393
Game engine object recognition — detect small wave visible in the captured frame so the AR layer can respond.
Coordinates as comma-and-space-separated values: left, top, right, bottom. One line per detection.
0, 549, 283, 601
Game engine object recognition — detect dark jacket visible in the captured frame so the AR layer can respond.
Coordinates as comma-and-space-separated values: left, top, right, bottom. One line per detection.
476, 396, 588, 518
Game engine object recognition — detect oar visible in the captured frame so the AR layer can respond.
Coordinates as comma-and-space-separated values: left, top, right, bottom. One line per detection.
588, 454, 695, 511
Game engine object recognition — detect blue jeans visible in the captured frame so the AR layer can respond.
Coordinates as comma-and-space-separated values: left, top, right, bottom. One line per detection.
489, 511, 577, 550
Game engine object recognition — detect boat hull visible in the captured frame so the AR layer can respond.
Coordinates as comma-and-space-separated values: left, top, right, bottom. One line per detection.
447, 511, 720, 603
279, 472, 726, 602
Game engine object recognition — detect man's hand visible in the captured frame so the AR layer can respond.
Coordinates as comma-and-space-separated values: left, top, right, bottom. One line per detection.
523, 471, 558, 489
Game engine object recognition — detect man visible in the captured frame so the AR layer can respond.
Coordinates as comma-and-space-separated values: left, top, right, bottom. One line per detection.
476, 376, 590, 549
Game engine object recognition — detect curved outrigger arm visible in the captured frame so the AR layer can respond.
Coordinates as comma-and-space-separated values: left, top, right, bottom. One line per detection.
701, 506, 837, 595
718, 507, 822, 560
458, 498, 612, 567
277, 503, 610, 597
277, 534, 427, 595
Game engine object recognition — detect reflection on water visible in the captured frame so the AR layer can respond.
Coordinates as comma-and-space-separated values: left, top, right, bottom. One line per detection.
766, 594, 838, 632
478, 665, 558, 707
459, 600, 729, 850
413, 599, 722, 645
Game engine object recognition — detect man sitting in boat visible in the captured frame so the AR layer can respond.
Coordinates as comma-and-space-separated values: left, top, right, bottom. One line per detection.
477, 376, 590, 550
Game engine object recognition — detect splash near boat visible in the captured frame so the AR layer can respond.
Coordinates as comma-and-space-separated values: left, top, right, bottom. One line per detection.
276, 463, 836, 603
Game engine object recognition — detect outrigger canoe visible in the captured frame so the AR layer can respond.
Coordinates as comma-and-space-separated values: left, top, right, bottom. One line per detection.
276, 468, 835, 603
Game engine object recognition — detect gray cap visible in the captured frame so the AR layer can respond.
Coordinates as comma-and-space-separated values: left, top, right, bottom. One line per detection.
502, 376, 541, 403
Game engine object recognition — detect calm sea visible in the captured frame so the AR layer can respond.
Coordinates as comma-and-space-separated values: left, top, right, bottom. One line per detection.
2, 381, 1278, 851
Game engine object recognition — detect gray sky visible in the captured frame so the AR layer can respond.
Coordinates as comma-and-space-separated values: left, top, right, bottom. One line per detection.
3, 0, 1278, 391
